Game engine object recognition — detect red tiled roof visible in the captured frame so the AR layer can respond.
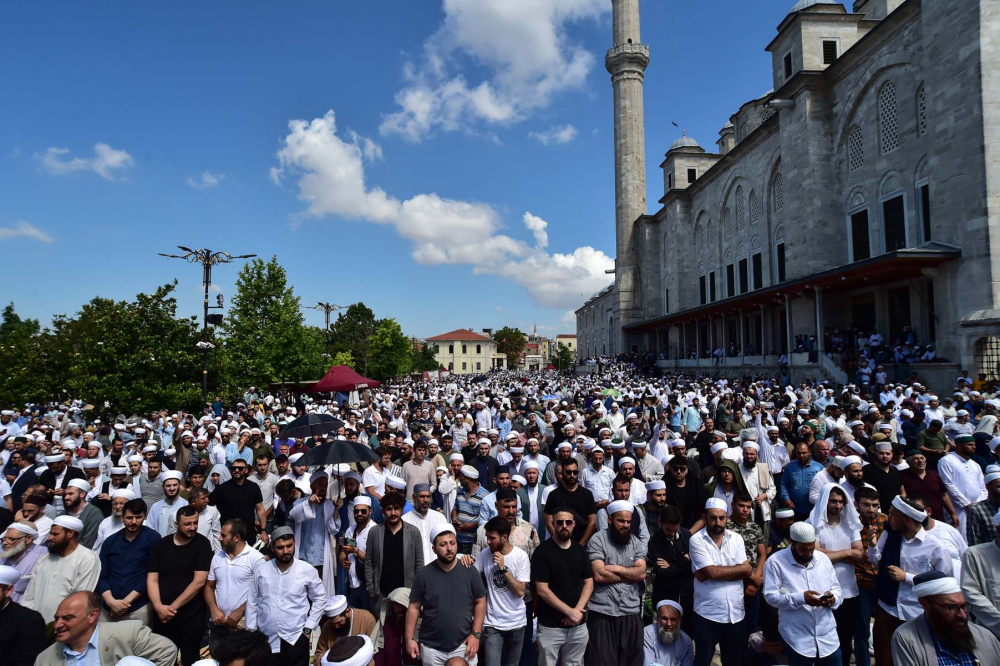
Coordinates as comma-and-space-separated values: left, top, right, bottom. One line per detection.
556, 334, 576, 338
426, 329, 492, 342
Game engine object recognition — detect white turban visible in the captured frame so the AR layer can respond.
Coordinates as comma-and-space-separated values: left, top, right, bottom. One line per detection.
892, 495, 927, 522
429, 523, 456, 544
320, 636, 375, 666
645, 480, 666, 491
913, 575, 962, 598
5, 522, 38, 538
112, 489, 135, 499
607, 500, 633, 516
67, 479, 92, 493
790, 522, 817, 543
0, 564, 21, 586
656, 599, 683, 616
53, 515, 85, 533
618, 457, 635, 467
710, 443, 727, 455
705, 498, 728, 512
741, 442, 760, 452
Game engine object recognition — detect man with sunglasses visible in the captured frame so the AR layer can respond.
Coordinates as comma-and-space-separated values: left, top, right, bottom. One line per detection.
340, 496, 374, 611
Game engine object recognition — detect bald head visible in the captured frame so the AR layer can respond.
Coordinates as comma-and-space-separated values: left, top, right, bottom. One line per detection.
53, 591, 100, 649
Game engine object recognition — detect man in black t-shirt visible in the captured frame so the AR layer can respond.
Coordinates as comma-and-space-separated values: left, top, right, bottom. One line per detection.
532, 505, 593, 666
542, 459, 597, 545
209, 459, 269, 547
148, 505, 213, 665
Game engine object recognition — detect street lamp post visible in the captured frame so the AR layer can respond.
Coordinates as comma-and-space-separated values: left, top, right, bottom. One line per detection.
310, 302, 346, 355
159, 246, 256, 404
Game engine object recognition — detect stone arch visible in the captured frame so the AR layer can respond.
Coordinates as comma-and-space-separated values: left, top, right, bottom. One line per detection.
914, 155, 929, 184
750, 236, 761, 253
879, 170, 905, 199
737, 243, 748, 259
833, 56, 920, 152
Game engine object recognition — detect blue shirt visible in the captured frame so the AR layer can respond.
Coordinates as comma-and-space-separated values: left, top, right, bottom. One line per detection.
97, 525, 160, 611
779, 459, 825, 511
225, 443, 253, 466
63, 621, 100, 666
455, 486, 488, 544
295, 498, 328, 567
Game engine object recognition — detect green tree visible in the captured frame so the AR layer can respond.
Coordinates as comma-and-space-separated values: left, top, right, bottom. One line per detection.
367, 318, 412, 380
411, 341, 441, 373
220, 256, 324, 395
0, 304, 56, 407
553, 342, 575, 370
330, 303, 377, 375
331, 350, 355, 370
493, 326, 526, 369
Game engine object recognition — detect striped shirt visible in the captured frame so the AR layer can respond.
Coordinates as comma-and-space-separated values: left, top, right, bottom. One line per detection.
454, 485, 488, 544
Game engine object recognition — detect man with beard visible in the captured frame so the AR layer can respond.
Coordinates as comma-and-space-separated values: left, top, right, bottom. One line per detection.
94, 488, 134, 552
405, 524, 486, 665
961, 506, 1000, 636
780, 442, 823, 521
0, 522, 45, 602
808, 454, 844, 506
454, 467, 489, 555
147, 470, 188, 538
937, 435, 986, 537
597, 476, 649, 551
837, 456, 874, 507
289, 470, 342, 599
663, 456, 706, 533
763, 521, 843, 665
473, 516, 530, 666
21, 515, 101, 624
580, 447, 614, 512
205, 518, 266, 653
96, 498, 159, 624
647, 506, 694, 628
900, 450, 956, 524
689, 498, 751, 666
584, 499, 646, 666
364, 493, 424, 610
37, 452, 85, 513
965, 468, 1000, 546
644, 480, 667, 534
403, 484, 448, 564
166, 486, 220, 551
542, 459, 597, 546
471, 439, 500, 492
0, 564, 46, 666
851, 487, 885, 666
312, 594, 378, 666
210, 458, 268, 548
60, 479, 103, 549
642, 600, 693, 666
340, 496, 375, 611
892, 571, 1000, 665
613, 457, 647, 505
517, 461, 545, 539
739, 441, 775, 537
247, 526, 327, 664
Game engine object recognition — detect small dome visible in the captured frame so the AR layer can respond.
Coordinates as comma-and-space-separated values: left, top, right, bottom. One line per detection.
670, 130, 701, 150
790, 0, 840, 12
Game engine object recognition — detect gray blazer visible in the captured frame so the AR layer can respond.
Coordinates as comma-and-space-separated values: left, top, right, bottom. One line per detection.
891, 615, 1000, 666
363, 521, 424, 600
34, 620, 178, 666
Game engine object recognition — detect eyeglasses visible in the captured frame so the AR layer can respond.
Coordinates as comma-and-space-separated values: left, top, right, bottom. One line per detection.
1, 535, 24, 544
555, 520, 575, 526
562, 470, 578, 476
928, 600, 968, 615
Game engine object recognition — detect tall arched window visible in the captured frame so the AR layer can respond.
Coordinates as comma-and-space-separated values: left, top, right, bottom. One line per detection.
707, 220, 714, 246
724, 207, 733, 240
749, 191, 760, 225
917, 84, 927, 137
696, 224, 705, 255
848, 125, 864, 172
736, 186, 746, 231
879, 81, 899, 154
772, 173, 784, 212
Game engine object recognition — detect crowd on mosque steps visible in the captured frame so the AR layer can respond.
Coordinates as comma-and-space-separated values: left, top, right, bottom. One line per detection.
2, 367, 1000, 666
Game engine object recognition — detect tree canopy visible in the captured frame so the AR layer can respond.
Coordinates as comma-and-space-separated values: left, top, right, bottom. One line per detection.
493, 326, 526, 369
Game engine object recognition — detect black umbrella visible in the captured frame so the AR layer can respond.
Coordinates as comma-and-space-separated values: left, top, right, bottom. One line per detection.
294, 438, 380, 467
277, 413, 346, 440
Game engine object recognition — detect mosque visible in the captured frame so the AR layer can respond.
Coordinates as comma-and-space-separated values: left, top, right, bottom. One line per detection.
575, 0, 1000, 388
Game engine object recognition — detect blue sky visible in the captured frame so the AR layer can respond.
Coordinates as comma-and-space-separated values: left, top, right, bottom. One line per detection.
0, 1, 792, 338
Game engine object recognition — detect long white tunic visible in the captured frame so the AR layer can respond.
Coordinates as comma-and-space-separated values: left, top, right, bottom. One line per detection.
289, 498, 339, 599
21, 545, 101, 622
402, 508, 448, 564
938, 452, 987, 534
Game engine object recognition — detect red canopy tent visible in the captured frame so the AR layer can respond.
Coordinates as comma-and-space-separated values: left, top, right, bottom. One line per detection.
307, 365, 381, 393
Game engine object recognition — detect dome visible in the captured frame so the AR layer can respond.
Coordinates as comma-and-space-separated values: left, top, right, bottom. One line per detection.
790, 0, 840, 12
670, 130, 701, 150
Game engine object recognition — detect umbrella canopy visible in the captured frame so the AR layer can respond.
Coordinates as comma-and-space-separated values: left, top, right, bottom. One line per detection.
600, 388, 621, 397
309, 365, 382, 393
278, 413, 345, 440
294, 438, 380, 467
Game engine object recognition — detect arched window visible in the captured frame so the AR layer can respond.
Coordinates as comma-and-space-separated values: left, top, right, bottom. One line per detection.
697, 224, 705, 255
759, 108, 775, 125
476, 345, 481, 354
448, 345, 454, 354
917, 84, 927, 137
740, 122, 748, 141
707, 220, 714, 245
749, 190, 760, 225
724, 207, 733, 240
772, 173, 784, 212
879, 81, 899, 154
736, 186, 746, 231
773, 226, 787, 283
848, 125, 864, 172
462, 345, 467, 354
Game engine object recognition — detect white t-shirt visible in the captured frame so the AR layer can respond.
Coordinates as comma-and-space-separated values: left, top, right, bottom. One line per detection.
474, 545, 530, 630
815, 521, 861, 598
362, 465, 389, 496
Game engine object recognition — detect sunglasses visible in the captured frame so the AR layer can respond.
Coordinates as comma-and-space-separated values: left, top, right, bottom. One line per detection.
555, 519, 575, 526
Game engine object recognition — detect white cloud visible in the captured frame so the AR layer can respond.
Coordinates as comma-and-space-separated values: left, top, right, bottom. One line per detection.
187, 171, 227, 189
380, 0, 608, 141
273, 109, 613, 310
36, 143, 134, 180
0, 220, 54, 243
529, 124, 578, 146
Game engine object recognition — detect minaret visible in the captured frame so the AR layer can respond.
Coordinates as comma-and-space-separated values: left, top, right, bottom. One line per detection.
606, 0, 649, 348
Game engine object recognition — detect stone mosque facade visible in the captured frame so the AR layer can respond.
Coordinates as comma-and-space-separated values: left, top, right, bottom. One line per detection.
576, 0, 1000, 386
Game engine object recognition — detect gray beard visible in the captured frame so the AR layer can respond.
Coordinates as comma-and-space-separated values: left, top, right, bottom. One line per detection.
658, 628, 679, 645
1, 541, 26, 560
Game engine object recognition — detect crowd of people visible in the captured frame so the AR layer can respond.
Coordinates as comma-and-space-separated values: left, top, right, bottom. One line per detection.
2, 365, 1000, 666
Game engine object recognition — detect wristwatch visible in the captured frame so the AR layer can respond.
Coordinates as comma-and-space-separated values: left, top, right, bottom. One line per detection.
303, 628, 312, 636
471, 630, 482, 639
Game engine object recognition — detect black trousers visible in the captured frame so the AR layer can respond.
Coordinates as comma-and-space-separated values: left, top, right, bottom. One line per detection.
153, 610, 205, 666
833, 596, 859, 661
692, 613, 746, 666
274, 634, 310, 666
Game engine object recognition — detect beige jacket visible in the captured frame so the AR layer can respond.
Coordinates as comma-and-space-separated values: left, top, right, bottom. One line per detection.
33, 620, 177, 666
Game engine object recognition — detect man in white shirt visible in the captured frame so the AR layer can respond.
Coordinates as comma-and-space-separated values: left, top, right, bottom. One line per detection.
362, 448, 393, 501
205, 517, 265, 653
580, 448, 615, 512
402, 484, 447, 565
688, 498, 751, 666
938, 435, 988, 535
340, 496, 375, 612
808, 483, 863, 662
763, 521, 843, 664
475, 516, 530, 666
247, 526, 326, 661
247, 454, 278, 530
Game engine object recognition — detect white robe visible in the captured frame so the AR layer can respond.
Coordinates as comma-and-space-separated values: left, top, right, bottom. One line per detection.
93, 515, 124, 553
21, 545, 101, 623
402, 508, 448, 564
289, 498, 340, 599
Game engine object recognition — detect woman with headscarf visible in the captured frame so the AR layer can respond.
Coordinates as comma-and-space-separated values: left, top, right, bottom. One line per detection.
808, 482, 864, 663
705, 459, 748, 515
203, 464, 232, 493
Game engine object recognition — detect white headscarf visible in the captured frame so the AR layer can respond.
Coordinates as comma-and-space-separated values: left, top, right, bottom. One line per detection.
808, 482, 862, 533
203, 464, 232, 492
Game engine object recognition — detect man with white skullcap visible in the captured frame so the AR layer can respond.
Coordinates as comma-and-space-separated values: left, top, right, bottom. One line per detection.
937, 434, 987, 536
891, 570, 1000, 665
288, 470, 342, 600
21, 514, 101, 623
93, 489, 133, 553
580, 446, 615, 511
146, 470, 188, 538
0, 522, 45, 602
582, 499, 647, 666
318, 634, 376, 666
762, 521, 842, 664
642, 599, 693, 666
59, 478, 103, 549
868, 495, 953, 665
965, 465, 1000, 547
688, 498, 751, 666
36, 451, 86, 513
0, 562, 47, 666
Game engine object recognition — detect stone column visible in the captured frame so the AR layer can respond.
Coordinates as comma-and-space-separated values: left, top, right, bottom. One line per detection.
739, 310, 746, 358
784, 295, 793, 355
814, 287, 824, 353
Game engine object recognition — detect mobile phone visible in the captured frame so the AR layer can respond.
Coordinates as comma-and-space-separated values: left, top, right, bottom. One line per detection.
820, 592, 834, 601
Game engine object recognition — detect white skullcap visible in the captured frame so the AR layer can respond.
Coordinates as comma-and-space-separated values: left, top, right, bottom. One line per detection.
957, 410, 970, 417
114, 424, 126, 431
429, 523, 456, 544
742, 442, 760, 452
874, 442, 893, 452
986, 472, 1000, 485
324, 595, 349, 616
449, 453, 465, 462
847, 420, 864, 428
53, 515, 84, 533
477, 438, 491, 447
142, 445, 158, 454
5, 522, 38, 537
134, 428, 146, 435
460, 465, 479, 480
220, 428, 231, 435
110, 466, 128, 475
710, 443, 727, 455
645, 480, 666, 491
505, 432, 519, 441
511, 475, 526, 486
990, 437, 1000, 452
618, 456, 635, 467
766, 426, 779, 433
310, 470, 330, 485
181, 430, 194, 439
385, 475, 406, 490
80, 459, 101, 469
847, 441, 867, 455
344, 471, 363, 484
288, 453, 304, 463
789, 522, 817, 543
632, 440, 648, 449
583, 441, 596, 450
510, 446, 524, 454
43, 454, 65, 463
607, 500, 633, 516
656, 599, 683, 616
705, 498, 728, 512
164, 448, 177, 456
162, 470, 183, 482
67, 479, 92, 493
115, 657, 155, 666
112, 489, 135, 499
892, 496, 927, 522
774, 508, 795, 519
0, 564, 21, 586
913, 574, 962, 598
557, 442, 572, 451
353, 496, 372, 507
837, 455, 862, 470
127, 455, 143, 463
523, 461, 540, 471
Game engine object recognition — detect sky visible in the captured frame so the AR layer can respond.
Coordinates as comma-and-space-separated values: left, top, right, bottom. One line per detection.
0, 0, 794, 339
